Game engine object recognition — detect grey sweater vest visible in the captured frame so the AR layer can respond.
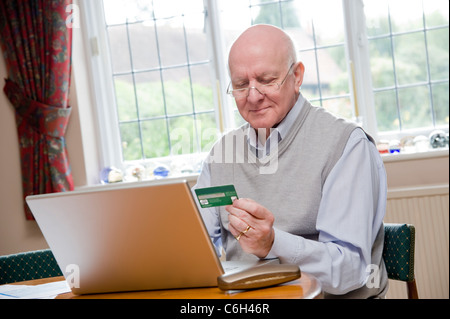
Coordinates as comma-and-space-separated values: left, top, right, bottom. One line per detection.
206, 100, 387, 298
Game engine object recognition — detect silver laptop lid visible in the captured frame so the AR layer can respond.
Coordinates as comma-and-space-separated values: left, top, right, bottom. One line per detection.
26, 179, 224, 295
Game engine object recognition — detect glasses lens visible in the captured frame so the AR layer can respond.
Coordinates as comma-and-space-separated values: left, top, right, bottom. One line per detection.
230, 83, 281, 99
261, 83, 279, 95
233, 89, 247, 99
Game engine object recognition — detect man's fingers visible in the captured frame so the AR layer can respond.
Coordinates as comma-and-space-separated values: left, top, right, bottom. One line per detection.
229, 198, 266, 219
228, 213, 251, 233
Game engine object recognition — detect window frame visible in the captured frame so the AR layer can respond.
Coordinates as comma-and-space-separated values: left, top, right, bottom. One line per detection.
81, 0, 125, 169
342, 0, 379, 138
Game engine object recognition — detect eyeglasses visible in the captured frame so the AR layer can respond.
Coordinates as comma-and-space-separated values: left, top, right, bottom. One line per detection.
227, 63, 295, 100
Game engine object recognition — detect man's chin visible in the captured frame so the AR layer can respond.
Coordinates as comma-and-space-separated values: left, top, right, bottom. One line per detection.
246, 116, 276, 129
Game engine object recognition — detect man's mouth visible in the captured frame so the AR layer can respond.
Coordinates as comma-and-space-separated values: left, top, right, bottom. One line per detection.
250, 106, 270, 114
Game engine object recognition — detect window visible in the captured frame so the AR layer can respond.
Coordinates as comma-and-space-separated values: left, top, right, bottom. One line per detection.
81, 0, 449, 177
364, 0, 449, 135
92, 0, 217, 165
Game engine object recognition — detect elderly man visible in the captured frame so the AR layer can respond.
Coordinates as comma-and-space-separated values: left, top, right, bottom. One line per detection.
193, 24, 388, 298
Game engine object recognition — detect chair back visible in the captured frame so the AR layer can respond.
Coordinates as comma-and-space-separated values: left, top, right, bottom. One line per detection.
0, 249, 63, 285
383, 223, 418, 298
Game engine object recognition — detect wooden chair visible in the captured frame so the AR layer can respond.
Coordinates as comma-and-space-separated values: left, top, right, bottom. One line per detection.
383, 223, 419, 299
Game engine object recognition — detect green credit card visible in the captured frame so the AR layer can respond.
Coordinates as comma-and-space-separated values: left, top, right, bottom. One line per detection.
195, 185, 239, 208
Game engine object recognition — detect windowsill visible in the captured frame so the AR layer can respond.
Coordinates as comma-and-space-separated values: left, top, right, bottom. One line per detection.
82, 148, 448, 190
381, 148, 449, 163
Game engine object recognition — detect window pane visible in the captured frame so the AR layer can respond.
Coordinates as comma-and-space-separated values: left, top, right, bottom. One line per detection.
196, 112, 219, 152
120, 122, 142, 161
156, 18, 188, 66
107, 25, 131, 73
114, 75, 137, 121
219, 0, 252, 33
389, 0, 424, 33
280, 1, 302, 28
152, 0, 204, 19
427, 28, 450, 81
185, 16, 209, 62
299, 50, 320, 101
163, 67, 194, 116
398, 86, 432, 130
323, 97, 352, 120
169, 116, 197, 155
103, 0, 152, 25
252, 2, 282, 28
190, 64, 215, 113
134, 72, 165, 118
128, 22, 159, 71
365, 0, 390, 37
369, 38, 395, 89
432, 83, 449, 126
393, 32, 428, 85
249, 1, 303, 29
424, 0, 449, 28
374, 90, 399, 132
141, 119, 170, 158
297, 0, 344, 47
294, 0, 347, 117
317, 46, 349, 96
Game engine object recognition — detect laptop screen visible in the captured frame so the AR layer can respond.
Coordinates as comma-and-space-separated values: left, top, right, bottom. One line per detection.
26, 179, 224, 294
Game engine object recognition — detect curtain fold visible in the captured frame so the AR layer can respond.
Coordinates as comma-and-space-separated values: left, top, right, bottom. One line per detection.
0, 0, 74, 220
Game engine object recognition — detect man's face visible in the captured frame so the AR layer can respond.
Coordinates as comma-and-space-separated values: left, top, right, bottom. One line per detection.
229, 50, 304, 135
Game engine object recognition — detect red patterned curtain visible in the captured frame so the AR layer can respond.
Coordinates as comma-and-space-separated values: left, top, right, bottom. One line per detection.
0, 0, 74, 220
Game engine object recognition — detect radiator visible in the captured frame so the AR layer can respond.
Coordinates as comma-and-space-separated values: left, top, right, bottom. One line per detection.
384, 184, 449, 299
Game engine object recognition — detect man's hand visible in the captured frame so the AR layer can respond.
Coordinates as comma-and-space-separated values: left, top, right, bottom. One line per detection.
226, 198, 275, 258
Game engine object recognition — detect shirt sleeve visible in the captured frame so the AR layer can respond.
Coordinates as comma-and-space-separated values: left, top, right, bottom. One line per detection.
191, 160, 223, 256
267, 128, 387, 295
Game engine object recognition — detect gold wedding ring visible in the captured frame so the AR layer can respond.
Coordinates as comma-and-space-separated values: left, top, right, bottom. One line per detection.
235, 225, 252, 241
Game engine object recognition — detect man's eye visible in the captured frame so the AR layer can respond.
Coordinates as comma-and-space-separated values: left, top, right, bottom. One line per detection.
235, 83, 248, 89
260, 78, 275, 85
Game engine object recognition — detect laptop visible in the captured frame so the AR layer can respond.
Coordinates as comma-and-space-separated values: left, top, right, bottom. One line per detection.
26, 179, 273, 295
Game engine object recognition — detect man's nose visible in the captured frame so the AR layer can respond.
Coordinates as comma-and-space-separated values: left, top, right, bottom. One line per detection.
247, 86, 265, 103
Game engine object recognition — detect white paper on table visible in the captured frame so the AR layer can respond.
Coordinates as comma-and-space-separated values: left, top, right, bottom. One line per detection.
0, 280, 71, 299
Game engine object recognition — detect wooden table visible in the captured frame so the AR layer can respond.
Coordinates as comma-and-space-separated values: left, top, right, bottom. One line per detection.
11, 272, 322, 299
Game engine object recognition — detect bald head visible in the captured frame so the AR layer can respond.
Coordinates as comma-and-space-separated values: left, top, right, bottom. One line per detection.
226, 25, 304, 133
228, 24, 297, 71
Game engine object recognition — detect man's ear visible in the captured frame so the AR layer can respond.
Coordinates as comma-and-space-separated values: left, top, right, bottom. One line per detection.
293, 62, 305, 91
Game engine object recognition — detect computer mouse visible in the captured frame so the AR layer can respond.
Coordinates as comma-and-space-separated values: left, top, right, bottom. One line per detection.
217, 264, 301, 291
